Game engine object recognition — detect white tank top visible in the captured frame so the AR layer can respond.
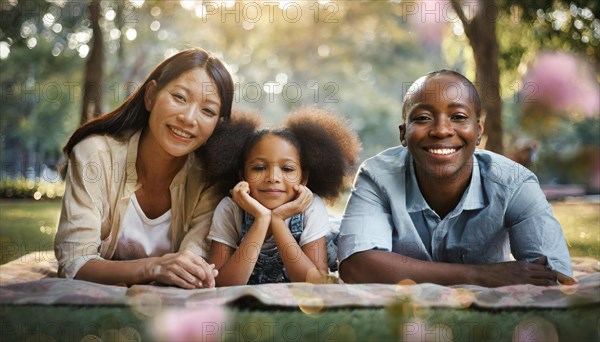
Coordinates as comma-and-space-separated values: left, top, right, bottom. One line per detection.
114, 193, 172, 260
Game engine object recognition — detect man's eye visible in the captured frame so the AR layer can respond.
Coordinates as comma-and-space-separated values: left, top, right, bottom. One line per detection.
451, 113, 468, 121
412, 115, 430, 122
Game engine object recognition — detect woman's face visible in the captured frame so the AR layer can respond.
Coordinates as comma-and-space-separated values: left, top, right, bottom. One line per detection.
243, 134, 305, 210
400, 73, 483, 181
144, 68, 221, 158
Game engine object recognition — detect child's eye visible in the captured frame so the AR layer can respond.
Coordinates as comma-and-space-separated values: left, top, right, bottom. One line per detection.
251, 165, 267, 172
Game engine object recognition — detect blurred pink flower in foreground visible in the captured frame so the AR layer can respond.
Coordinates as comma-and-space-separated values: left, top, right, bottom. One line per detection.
151, 306, 228, 341
523, 51, 600, 118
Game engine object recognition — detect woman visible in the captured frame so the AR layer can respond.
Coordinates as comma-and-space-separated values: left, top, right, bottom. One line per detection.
54, 48, 233, 289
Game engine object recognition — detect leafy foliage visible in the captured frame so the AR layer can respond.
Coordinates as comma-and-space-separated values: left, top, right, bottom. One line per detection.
0, 179, 65, 199
0, 0, 598, 185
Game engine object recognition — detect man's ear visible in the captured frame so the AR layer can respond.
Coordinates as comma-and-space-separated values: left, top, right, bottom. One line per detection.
144, 80, 157, 112
399, 123, 407, 146
476, 117, 485, 146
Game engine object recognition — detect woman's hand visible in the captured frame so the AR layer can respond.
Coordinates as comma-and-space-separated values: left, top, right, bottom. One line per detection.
271, 185, 313, 221
230, 181, 271, 219
146, 250, 219, 289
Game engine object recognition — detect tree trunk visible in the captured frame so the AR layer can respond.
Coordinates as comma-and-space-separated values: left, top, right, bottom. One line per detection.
451, 0, 503, 154
80, 0, 104, 125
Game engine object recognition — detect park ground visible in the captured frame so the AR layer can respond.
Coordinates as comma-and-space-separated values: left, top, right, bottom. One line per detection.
0, 198, 598, 265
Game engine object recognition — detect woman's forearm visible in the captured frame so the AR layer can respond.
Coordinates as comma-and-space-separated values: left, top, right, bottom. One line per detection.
75, 258, 155, 286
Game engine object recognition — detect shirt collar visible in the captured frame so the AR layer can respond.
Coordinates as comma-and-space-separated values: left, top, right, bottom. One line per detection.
406, 157, 431, 213
405, 156, 486, 214
462, 156, 486, 211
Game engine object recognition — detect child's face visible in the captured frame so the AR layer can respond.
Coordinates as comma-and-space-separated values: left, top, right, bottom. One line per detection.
243, 134, 305, 210
399, 73, 483, 180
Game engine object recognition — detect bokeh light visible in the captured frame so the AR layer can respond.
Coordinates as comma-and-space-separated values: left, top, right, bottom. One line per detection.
128, 292, 162, 319
512, 316, 559, 342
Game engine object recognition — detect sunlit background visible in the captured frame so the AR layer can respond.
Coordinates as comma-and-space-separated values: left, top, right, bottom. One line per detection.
0, 0, 598, 191
1, 3, 599, 340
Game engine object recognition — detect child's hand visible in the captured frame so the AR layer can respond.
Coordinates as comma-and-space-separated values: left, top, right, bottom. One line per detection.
272, 184, 313, 221
230, 181, 271, 219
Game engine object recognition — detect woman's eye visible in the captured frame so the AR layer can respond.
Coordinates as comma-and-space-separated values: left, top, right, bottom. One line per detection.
172, 93, 186, 102
203, 108, 217, 117
251, 165, 267, 172
282, 166, 296, 172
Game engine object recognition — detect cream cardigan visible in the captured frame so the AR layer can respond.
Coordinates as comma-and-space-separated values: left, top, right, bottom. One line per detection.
54, 130, 223, 278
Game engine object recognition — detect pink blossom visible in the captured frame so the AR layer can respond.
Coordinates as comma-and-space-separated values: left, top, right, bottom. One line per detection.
151, 306, 228, 341
407, 0, 455, 46
523, 51, 600, 118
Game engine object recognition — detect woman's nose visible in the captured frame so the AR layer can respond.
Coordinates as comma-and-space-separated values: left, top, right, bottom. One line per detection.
177, 107, 198, 127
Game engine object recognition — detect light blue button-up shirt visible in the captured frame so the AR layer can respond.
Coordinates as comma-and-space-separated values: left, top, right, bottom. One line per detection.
338, 146, 573, 276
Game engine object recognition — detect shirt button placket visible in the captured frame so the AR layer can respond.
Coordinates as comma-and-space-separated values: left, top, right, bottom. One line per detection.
432, 218, 446, 261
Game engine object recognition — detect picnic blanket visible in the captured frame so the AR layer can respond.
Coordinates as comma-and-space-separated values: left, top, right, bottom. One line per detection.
1, 252, 598, 310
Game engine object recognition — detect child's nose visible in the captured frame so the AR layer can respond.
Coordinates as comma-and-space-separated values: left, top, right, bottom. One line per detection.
267, 165, 282, 182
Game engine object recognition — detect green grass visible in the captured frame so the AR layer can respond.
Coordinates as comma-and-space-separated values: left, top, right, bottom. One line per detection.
552, 201, 600, 259
1, 305, 598, 341
0, 199, 61, 264
0, 199, 598, 264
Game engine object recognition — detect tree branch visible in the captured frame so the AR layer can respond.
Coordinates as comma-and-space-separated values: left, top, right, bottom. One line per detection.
450, 0, 470, 27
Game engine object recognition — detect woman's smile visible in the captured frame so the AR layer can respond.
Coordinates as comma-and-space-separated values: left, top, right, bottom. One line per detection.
167, 125, 195, 140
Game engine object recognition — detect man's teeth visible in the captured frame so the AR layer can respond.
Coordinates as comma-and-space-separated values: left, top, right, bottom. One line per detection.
429, 148, 456, 155
170, 126, 192, 139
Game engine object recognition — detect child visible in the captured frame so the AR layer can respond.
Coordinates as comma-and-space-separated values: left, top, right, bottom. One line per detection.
208, 108, 361, 286
338, 70, 575, 287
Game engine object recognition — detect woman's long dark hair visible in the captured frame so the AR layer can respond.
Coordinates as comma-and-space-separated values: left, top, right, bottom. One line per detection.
63, 48, 234, 155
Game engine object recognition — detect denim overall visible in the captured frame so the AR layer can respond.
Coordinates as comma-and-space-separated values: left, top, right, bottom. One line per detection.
240, 212, 304, 284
